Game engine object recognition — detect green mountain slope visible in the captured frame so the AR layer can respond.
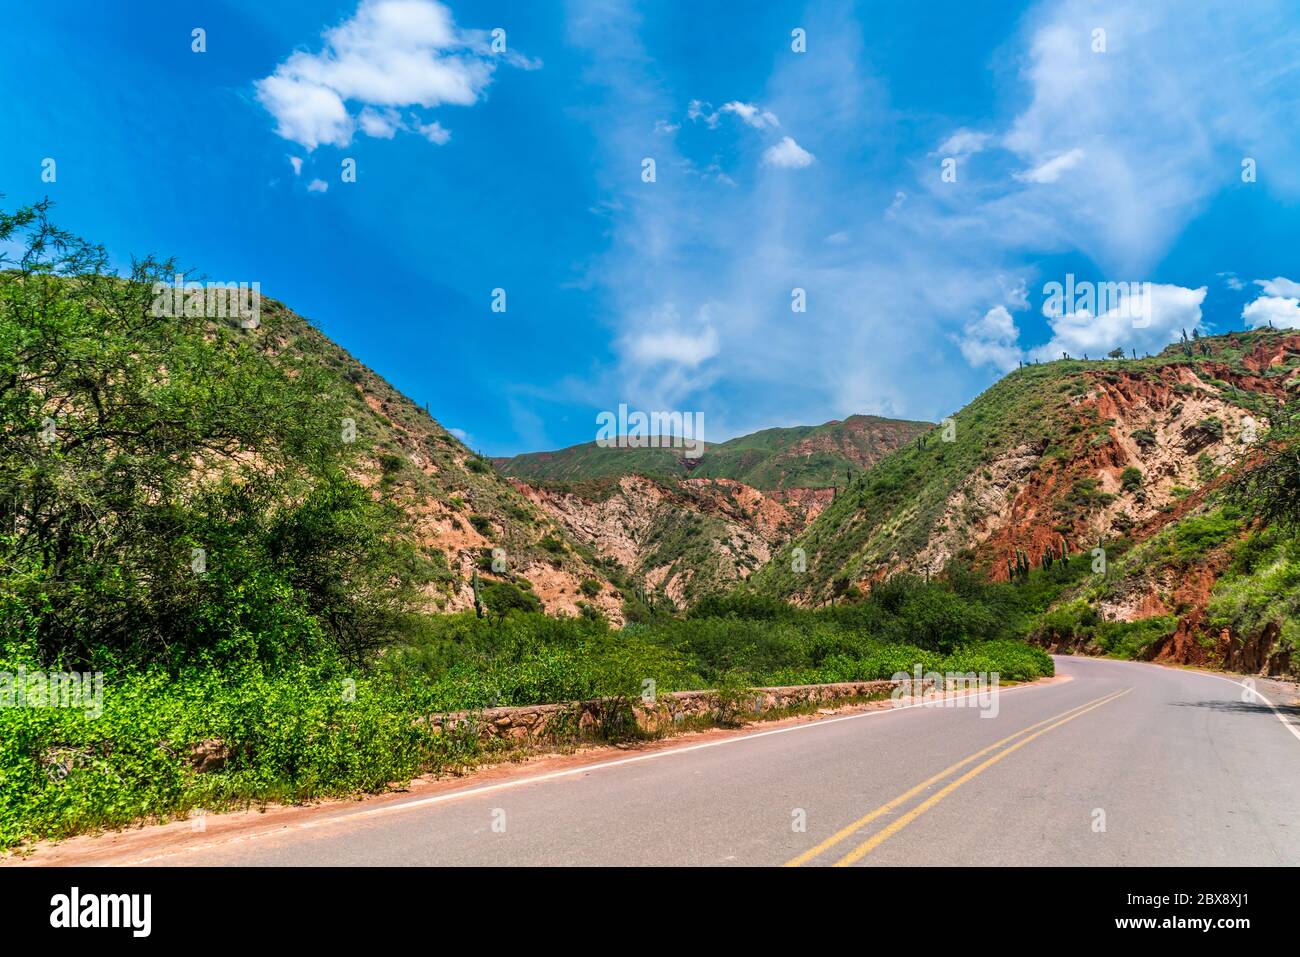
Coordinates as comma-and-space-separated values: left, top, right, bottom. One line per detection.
495, 414, 932, 490
251, 298, 627, 621
747, 328, 1300, 607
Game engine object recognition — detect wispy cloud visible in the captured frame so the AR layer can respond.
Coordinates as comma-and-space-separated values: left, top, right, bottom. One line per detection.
548, 0, 1300, 445
1013, 147, 1084, 184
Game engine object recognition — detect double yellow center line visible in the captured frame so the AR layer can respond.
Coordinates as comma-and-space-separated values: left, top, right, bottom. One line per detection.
784, 688, 1131, 867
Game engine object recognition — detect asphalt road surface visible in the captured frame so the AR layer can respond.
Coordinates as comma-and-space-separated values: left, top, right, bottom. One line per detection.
78, 656, 1300, 866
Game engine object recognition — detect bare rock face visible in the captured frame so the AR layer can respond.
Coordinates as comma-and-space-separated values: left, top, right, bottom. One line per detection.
514, 475, 829, 609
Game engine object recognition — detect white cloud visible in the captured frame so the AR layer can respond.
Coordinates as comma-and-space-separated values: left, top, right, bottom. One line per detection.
935, 129, 992, 158
960, 305, 1023, 373
999, 275, 1030, 311
307, 178, 330, 192
1241, 277, 1300, 328
688, 99, 780, 131
654, 119, 679, 134
255, 0, 532, 149
416, 119, 451, 144
358, 106, 401, 138
1030, 283, 1206, 361
761, 136, 815, 169
687, 99, 719, 128
623, 321, 719, 368
1256, 276, 1300, 298
1243, 297, 1300, 329
992, 0, 1300, 274
258, 76, 352, 150
720, 101, 779, 129
551, 0, 1300, 446
288, 156, 303, 176
1013, 147, 1085, 184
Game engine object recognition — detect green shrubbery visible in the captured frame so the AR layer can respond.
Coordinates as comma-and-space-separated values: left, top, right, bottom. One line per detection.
0, 661, 480, 849
1030, 599, 1175, 659
1, 584, 1059, 849
1207, 529, 1300, 658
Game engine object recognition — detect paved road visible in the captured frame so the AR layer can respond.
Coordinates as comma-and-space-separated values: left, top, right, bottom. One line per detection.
138, 656, 1300, 866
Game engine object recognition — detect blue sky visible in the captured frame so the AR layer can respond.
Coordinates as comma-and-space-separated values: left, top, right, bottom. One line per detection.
3, 0, 1299, 455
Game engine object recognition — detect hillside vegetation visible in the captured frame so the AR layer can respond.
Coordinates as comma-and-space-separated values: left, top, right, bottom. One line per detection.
750, 330, 1298, 601
495, 414, 931, 490
746, 328, 1300, 676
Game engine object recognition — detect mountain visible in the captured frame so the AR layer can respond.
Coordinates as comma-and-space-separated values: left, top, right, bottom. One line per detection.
494, 414, 932, 490
494, 415, 930, 608
511, 475, 835, 611
745, 328, 1300, 674
255, 297, 627, 622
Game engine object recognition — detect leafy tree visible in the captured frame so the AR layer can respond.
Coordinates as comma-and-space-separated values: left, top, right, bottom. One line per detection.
479, 580, 543, 618
0, 201, 417, 668
1229, 401, 1300, 532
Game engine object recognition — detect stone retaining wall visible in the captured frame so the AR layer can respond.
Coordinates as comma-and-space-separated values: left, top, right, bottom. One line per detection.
423, 678, 926, 743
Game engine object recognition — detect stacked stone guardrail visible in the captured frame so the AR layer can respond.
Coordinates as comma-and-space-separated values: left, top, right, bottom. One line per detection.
423, 678, 930, 744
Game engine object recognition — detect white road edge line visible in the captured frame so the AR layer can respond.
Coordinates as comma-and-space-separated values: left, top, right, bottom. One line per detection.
1054, 655, 1300, 745
1193, 672, 1300, 745
117, 676, 1071, 865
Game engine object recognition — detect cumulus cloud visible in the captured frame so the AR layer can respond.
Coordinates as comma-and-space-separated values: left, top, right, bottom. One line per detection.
1242, 296, 1300, 329
761, 136, 815, 169
288, 156, 303, 176
1242, 277, 1300, 328
307, 178, 329, 192
960, 305, 1023, 372
255, 0, 532, 149
1029, 283, 1206, 360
